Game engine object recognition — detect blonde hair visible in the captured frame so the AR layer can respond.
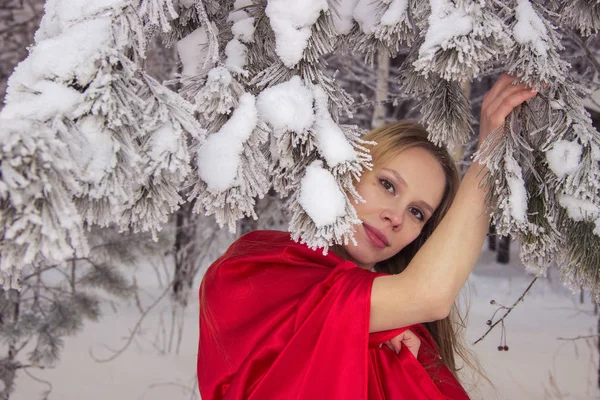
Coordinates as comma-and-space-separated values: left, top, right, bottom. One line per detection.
362, 121, 486, 389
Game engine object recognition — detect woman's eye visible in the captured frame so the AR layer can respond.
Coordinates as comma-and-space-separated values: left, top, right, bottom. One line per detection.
410, 207, 424, 222
379, 179, 395, 194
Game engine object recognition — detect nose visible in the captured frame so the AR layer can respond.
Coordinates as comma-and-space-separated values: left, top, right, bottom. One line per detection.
381, 208, 403, 231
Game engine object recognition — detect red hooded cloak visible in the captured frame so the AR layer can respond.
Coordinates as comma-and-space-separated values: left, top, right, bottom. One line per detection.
198, 230, 470, 399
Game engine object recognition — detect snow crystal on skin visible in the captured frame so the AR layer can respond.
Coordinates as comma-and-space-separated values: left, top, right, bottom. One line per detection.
312, 86, 356, 166
265, 0, 328, 67
299, 161, 346, 227
225, 38, 248, 70
256, 76, 315, 135
353, 0, 379, 34
513, 0, 549, 56
504, 153, 528, 223
545, 140, 582, 179
417, 0, 473, 63
381, 0, 409, 26
177, 27, 209, 76
29, 18, 113, 86
70, 116, 118, 185
332, 0, 359, 35
197, 93, 257, 191
0, 80, 81, 121
232, 17, 256, 43
558, 195, 600, 222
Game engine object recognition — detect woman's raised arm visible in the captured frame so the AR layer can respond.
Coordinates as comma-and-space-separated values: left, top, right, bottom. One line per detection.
369, 75, 538, 333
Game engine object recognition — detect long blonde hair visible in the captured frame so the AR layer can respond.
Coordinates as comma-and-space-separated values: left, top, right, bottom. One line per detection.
362, 121, 483, 385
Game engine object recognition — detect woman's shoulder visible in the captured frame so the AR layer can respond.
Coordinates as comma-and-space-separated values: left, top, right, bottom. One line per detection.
219, 230, 342, 266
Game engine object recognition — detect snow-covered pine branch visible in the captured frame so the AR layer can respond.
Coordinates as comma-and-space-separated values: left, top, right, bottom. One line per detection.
0, 0, 203, 287
0, 120, 88, 289
2, 0, 600, 297
506, 0, 569, 88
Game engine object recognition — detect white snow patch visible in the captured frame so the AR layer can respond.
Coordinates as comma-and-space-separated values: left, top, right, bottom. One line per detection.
197, 93, 257, 191
312, 86, 356, 166
558, 195, 600, 222
265, 0, 328, 67
0, 80, 81, 121
513, 0, 549, 56
256, 76, 315, 135
177, 27, 209, 76
504, 153, 528, 223
232, 17, 256, 43
225, 38, 248, 71
299, 160, 346, 227
331, 0, 359, 35
149, 122, 179, 160
28, 18, 113, 86
417, 0, 473, 64
381, 0, 409, 26
35, 0, 120, 41
545, 140, 582, 179
353, 0, 379, 34
71, 116, 118, 185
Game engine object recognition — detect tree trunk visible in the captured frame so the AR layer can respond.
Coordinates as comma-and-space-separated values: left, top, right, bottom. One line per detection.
488, 224, 497, 251
371, 49, 389, 129
497, 236, 510, 264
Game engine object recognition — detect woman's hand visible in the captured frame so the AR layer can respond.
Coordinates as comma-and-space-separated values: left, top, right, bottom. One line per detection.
380, 329, 421, 358
478, 73, 538, 149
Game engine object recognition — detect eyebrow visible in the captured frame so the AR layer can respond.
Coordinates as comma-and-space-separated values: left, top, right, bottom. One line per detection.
382, 167, 435, 216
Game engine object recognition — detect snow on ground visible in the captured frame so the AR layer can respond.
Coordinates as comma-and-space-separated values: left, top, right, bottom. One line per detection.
13, 237, 599, 400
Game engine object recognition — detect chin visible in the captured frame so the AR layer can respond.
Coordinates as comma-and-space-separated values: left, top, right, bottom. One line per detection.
342, 240, 380, 269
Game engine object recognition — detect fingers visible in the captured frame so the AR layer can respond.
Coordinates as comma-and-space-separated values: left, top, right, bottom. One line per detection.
379, 330, 421, 358
484, 73, 518, 102
485, 88, 537, 128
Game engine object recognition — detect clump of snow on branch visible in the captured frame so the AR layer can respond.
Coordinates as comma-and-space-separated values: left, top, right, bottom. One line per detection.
265, 0, 329, 67
507, 0, 569, 88
546, 140, 582, 179
298, 161, 347, 227
0, 120, 88, 289
312, 85, 357, 166
256, 76, 315, 136
197, 93, 257, 191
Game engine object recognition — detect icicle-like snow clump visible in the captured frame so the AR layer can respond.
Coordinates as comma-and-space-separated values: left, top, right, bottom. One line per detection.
299, 161, 346, 227
197, 93, 258, 191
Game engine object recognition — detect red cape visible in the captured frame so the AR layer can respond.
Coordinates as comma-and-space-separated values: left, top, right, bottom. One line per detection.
198, 230, 470, 399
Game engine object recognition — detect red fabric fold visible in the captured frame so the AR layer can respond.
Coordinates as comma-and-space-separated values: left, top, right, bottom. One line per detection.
198, 230, 469, 399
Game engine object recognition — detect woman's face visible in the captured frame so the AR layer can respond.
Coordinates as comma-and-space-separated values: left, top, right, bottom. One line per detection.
343, 146, 446, 270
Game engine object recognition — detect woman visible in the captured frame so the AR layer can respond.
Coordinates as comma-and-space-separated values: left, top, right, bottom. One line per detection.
198, 75, 538, 399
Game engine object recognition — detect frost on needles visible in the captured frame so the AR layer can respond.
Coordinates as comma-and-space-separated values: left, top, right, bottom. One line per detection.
1, 0, 600, 298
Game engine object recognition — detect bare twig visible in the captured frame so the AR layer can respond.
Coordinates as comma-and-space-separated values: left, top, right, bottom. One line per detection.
89, 282, 173, 363
557, 334, 600, 341
474, 276, 539, 345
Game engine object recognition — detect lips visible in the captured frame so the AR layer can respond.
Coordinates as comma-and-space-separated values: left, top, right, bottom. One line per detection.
363, 223, 389, 248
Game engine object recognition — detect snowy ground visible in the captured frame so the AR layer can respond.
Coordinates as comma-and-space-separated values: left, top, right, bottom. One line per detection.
13, 239, 599, 400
